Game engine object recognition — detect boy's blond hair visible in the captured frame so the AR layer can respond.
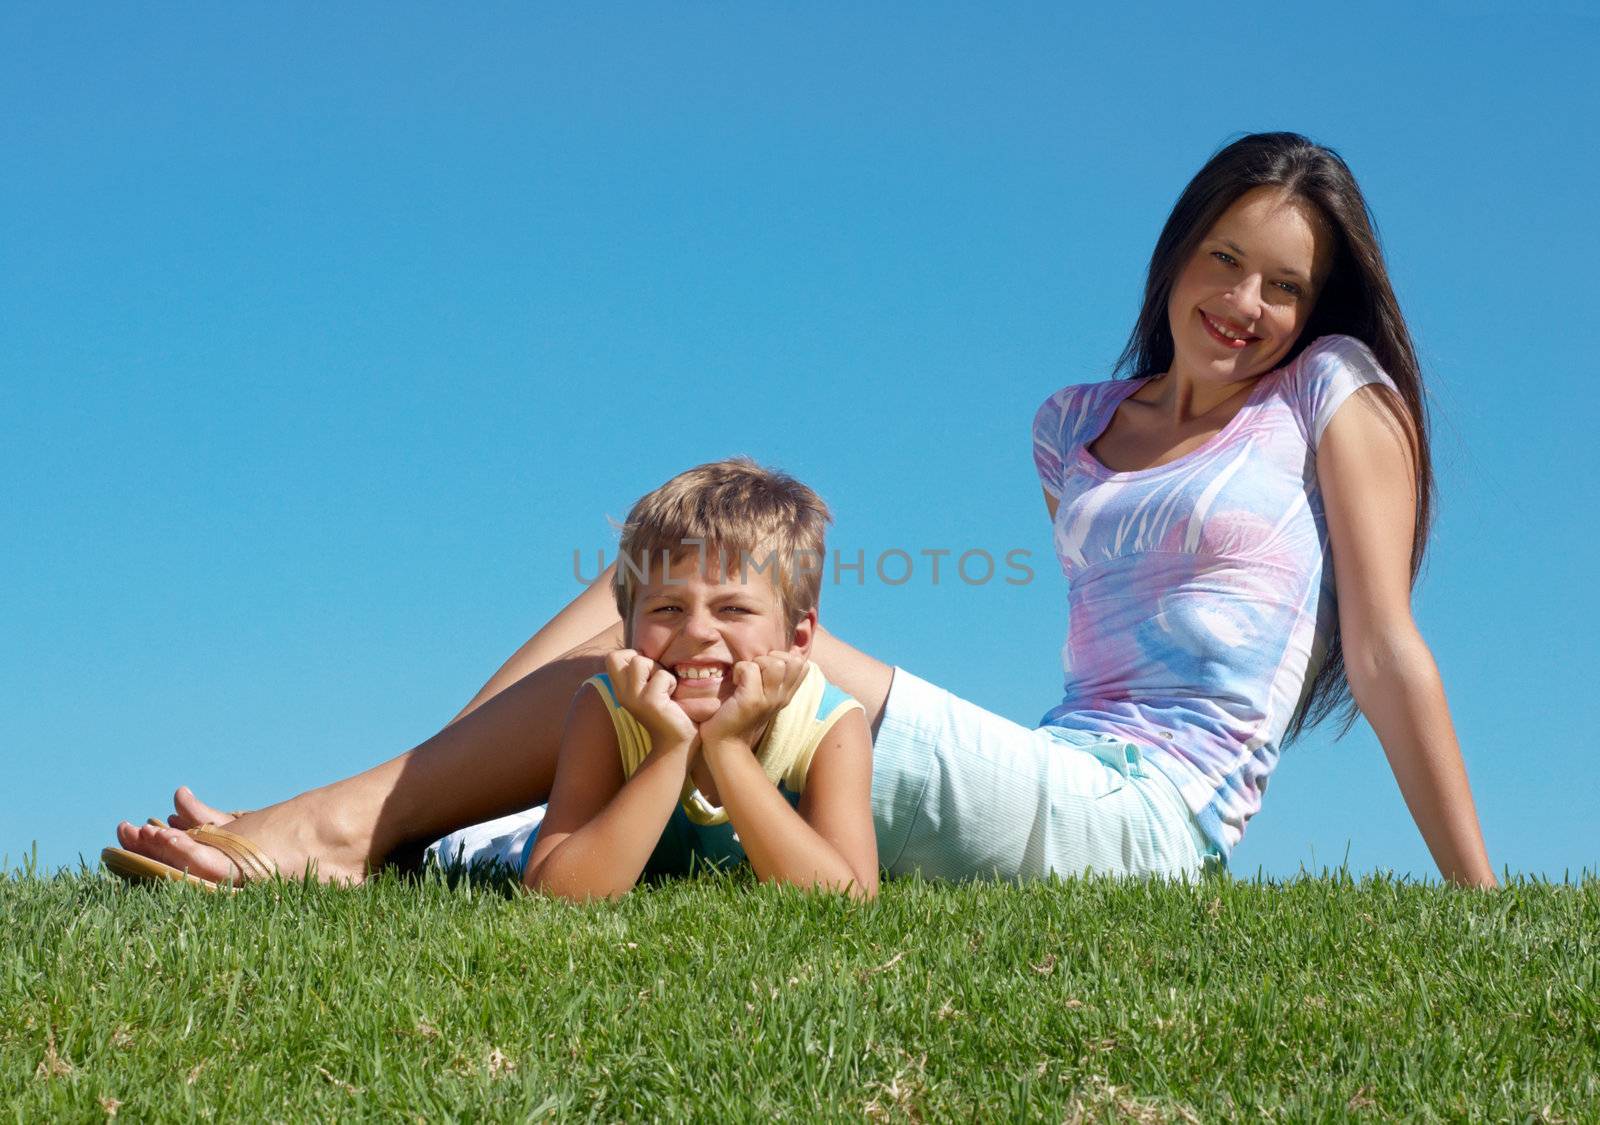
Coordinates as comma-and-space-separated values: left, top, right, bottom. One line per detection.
612, 458, 832, 637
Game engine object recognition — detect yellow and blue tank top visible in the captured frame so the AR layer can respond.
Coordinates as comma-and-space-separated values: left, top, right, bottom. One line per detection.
584, 661, 863, 876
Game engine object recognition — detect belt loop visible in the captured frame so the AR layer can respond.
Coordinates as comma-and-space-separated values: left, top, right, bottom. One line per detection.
1123, 741, 1146, 779
1087, 735, 1145, 779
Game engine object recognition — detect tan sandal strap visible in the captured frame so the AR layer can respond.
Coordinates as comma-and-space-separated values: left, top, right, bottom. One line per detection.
188, 825, 277, 884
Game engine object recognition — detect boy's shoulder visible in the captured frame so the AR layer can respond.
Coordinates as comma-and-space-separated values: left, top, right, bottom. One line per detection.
585, 671, 620, 707
815, 674, 864, 725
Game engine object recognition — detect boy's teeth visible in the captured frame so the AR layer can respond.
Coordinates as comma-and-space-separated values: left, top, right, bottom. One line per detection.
676, 666, 723, 680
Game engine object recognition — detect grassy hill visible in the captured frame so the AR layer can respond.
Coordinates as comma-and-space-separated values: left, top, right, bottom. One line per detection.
3, 869, 1595, 1121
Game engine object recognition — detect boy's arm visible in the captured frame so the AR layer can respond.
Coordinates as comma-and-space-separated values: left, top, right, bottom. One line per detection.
702, 707, 878, 898
523, 685, 694, 901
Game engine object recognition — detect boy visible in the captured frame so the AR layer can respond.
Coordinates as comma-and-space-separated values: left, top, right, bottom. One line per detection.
518, 459, 877, 899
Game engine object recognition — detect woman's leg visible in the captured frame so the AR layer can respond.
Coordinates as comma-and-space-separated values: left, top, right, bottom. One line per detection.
113, 569, 629, 884
446, 565, 625, 725
112, 581, 895, 885
168, 565, 629, 832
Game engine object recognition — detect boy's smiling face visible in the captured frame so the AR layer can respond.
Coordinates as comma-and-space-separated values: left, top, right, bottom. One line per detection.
628, 548, 815, 725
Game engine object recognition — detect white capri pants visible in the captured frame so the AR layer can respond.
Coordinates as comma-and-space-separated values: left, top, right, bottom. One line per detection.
871, 667, 1222, 881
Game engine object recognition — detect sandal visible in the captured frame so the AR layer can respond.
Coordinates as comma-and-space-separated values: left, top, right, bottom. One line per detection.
102, 824, 276, 891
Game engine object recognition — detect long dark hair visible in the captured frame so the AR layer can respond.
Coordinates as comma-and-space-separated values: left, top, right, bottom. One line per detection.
1114, 131, 1433, 743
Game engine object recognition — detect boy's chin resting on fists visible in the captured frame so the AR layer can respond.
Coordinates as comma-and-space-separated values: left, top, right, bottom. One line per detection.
697, 652, 810, 751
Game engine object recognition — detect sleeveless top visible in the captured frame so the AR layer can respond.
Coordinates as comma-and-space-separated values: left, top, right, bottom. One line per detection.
1030, 334, 1401, 857
585, 662, 863, 874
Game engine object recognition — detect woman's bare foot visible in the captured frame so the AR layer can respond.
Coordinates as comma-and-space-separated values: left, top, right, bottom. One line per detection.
106, 644, 608, 887
114, 788, 371, 886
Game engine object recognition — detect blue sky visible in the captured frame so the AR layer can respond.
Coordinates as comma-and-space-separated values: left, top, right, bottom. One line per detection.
4, 5, 1596, 881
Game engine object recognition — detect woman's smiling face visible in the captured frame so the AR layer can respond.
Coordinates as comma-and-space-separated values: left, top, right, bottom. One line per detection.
1165, 186, 1334, 386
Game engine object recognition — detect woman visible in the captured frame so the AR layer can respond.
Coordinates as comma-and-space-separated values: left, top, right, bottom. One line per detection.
107, 132, 1496, 889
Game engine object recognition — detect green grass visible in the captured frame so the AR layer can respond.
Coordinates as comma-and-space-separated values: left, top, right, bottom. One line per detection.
3, 868, 1596, 1122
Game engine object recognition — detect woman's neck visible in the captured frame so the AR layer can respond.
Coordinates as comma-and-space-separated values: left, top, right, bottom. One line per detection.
1135, 368, 1260, 425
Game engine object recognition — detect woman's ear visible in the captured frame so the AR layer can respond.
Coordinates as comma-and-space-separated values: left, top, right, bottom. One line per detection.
788, 608, 818, 656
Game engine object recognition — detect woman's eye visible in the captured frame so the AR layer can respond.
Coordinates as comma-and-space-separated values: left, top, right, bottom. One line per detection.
1275, 281, 1302, 296
1211, 251, 1237, 266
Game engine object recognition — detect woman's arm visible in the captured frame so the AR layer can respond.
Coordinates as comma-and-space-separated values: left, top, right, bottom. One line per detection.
1318, 386, 1496, 888
523, 685, 693, 901
702, 707, 878, 898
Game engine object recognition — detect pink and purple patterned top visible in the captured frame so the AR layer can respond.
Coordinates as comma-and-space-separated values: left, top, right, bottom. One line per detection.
1031, 334, 1401, 858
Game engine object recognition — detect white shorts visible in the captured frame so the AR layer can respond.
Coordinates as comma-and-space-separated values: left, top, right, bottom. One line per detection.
871, 667, 1219, 881
428, 806, 545, 875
